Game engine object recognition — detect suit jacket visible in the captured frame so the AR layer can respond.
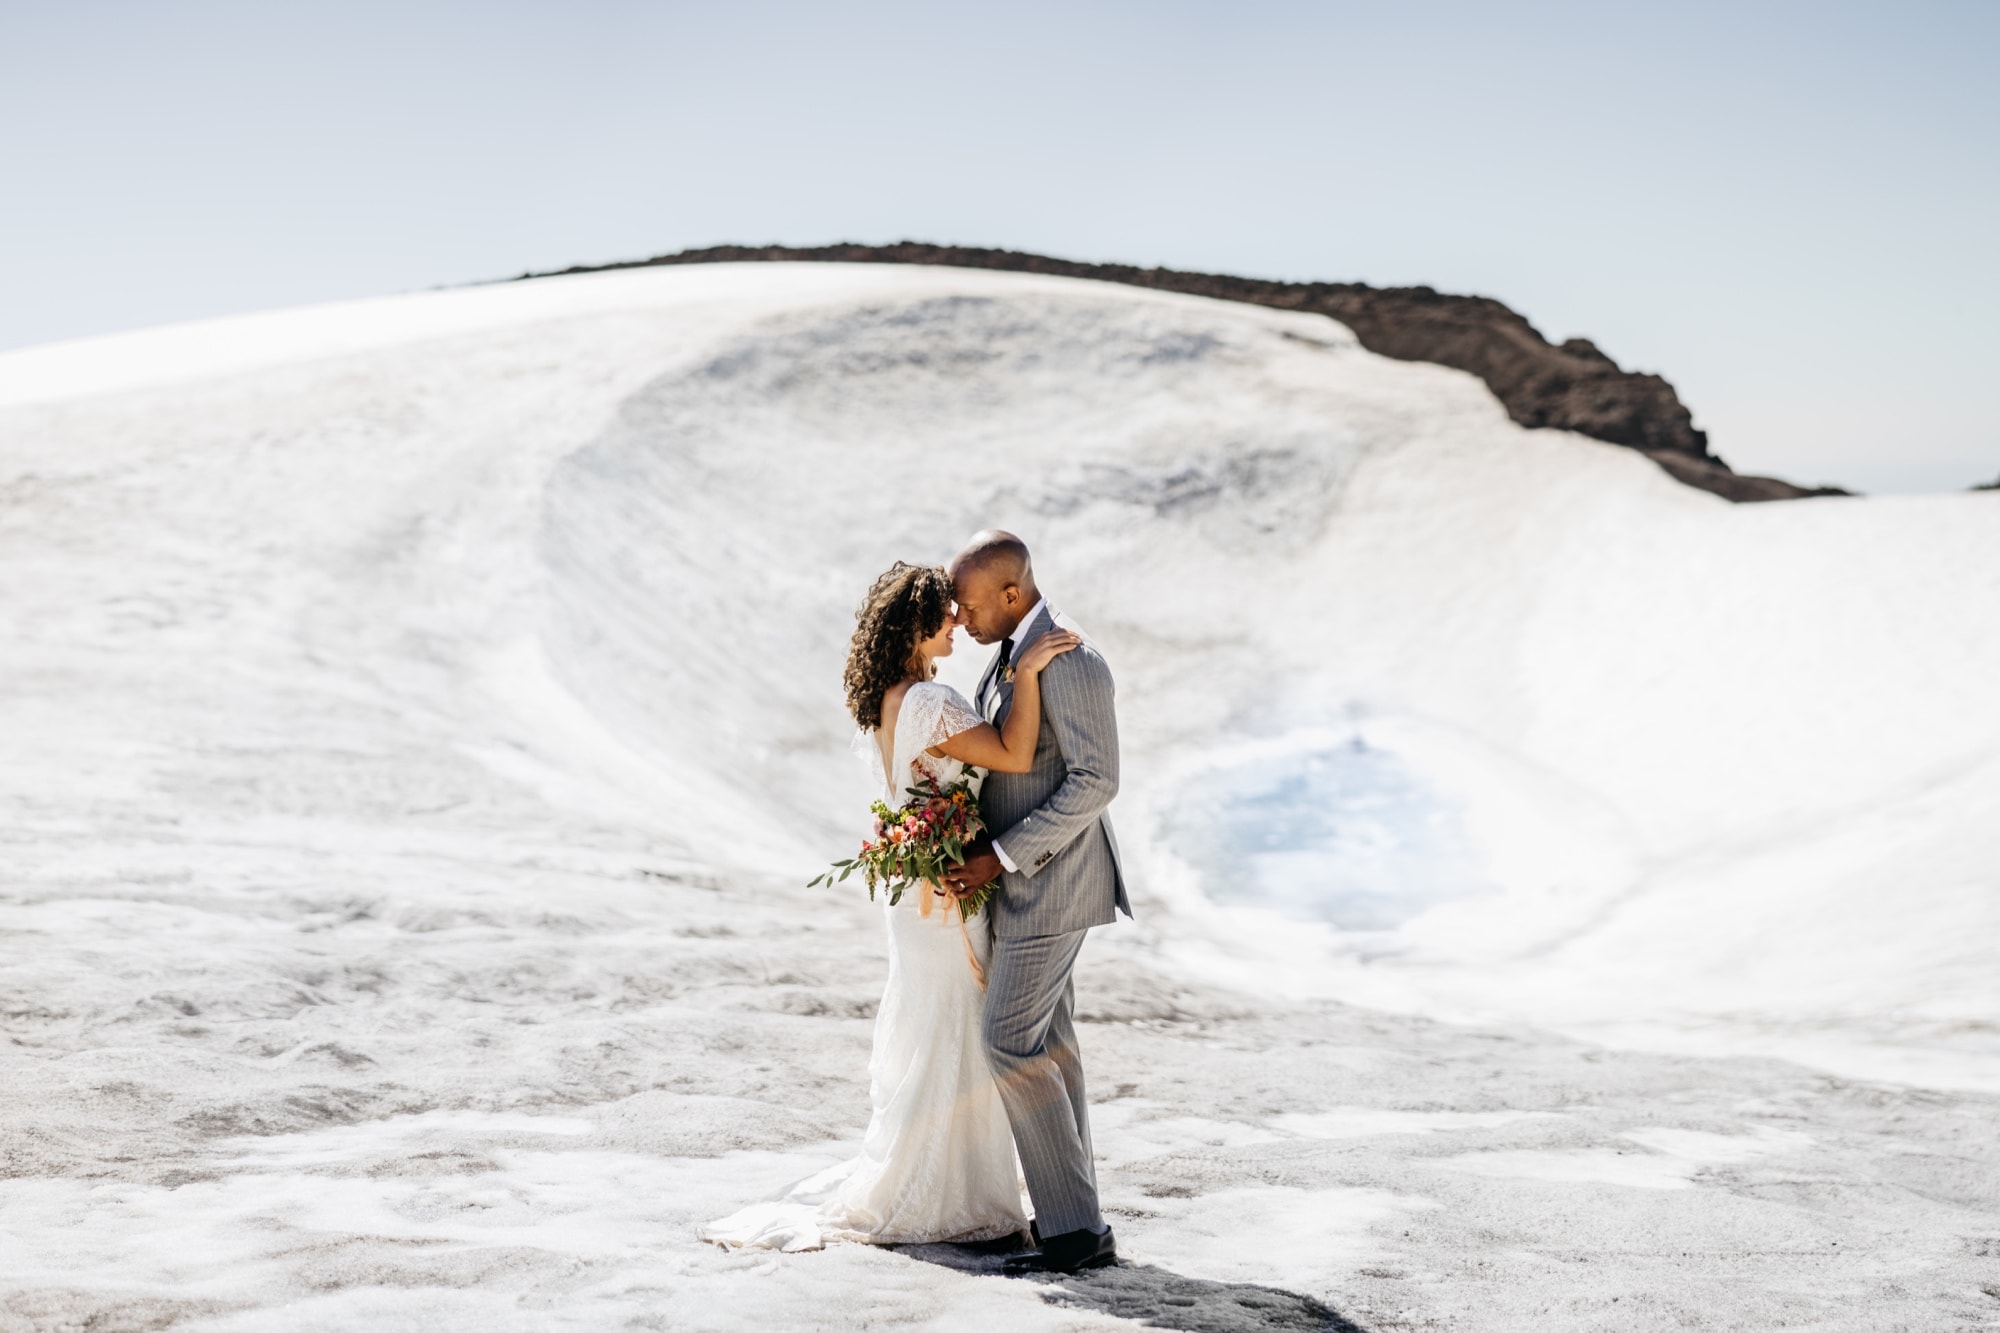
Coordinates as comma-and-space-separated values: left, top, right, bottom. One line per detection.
977, 605, 1132, 939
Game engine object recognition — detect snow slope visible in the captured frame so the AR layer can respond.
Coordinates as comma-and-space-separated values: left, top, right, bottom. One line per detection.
3, 263, 1997, 1331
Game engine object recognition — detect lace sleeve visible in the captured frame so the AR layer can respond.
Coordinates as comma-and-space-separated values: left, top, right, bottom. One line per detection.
923, 684, 985, 749
887, 683, 986, 798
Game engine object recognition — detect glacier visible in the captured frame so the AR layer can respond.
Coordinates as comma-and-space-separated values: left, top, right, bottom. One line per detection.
2, 262, 1996, 1330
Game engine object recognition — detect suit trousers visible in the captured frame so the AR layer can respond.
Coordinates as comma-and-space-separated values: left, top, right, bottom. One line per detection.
981, 927, 1101, 1237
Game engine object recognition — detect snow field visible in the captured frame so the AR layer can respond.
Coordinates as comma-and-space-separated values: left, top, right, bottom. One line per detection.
3, 263, 1996, 1330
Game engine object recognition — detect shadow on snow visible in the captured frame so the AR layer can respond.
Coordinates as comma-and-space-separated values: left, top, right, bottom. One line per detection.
889, 1238, 1369, 1332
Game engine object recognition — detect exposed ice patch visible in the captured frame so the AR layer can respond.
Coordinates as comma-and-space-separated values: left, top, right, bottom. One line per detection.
1160, 732, 1492, 931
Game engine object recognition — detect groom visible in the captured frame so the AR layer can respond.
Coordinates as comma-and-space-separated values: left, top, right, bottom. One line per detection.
943, 530, 1131, 1275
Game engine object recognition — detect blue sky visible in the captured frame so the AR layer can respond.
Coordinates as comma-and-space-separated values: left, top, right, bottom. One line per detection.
3, 0, 1994, 491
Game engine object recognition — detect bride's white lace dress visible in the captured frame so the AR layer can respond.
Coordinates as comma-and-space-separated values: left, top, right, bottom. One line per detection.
700, 682, 1027, 1251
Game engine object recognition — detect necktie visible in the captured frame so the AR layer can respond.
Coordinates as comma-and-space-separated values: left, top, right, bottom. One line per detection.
984, 638, 1012, 717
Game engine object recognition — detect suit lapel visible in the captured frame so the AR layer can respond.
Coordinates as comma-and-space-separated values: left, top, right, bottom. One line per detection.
976, 647, 1005, 721
991, 605, 1056, 727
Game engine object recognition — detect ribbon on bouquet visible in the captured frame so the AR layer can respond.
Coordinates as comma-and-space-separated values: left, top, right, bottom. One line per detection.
919, 882, 988, 990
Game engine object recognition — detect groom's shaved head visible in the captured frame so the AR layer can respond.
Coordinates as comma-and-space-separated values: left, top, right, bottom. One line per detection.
948, 530, 1040, 645
951, 530, 1032, 584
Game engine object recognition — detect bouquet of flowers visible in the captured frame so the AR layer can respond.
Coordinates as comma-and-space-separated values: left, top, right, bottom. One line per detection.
810, 769, 993, 922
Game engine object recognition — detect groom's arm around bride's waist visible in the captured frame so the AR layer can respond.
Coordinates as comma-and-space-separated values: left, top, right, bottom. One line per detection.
992, 645, 1119, 876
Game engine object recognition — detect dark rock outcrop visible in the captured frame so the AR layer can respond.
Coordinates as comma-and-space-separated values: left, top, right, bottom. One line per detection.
521, 242, 1850, 503
1976, 475, 1999, 491
1640, 449, 1851, 504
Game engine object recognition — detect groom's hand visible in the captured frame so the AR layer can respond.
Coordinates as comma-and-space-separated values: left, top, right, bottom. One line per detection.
946, 839, 1004, 896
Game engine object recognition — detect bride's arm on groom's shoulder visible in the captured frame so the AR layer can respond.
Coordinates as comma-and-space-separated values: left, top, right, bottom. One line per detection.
933, 631, 1080, 774
987, 646, 1119, 877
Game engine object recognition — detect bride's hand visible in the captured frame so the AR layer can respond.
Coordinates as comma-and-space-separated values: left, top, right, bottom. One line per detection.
1015, 630, 1081, 678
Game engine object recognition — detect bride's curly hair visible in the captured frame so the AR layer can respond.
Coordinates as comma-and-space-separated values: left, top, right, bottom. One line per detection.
845, 561, 955, 730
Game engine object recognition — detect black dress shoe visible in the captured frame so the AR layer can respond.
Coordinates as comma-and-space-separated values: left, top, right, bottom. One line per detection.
1002, 1224, 1117, 1275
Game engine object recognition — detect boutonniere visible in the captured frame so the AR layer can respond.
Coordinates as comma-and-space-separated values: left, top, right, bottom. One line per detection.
1000, 664, 1016, 686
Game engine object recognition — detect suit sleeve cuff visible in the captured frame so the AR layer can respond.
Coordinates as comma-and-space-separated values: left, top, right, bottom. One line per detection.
993, 839, 1020, 873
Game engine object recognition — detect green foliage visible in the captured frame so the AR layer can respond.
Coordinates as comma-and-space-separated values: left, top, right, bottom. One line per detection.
809, 770, 992, 919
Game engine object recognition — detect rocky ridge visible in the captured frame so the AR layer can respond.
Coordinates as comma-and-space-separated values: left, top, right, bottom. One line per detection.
522, 242, 1850, 503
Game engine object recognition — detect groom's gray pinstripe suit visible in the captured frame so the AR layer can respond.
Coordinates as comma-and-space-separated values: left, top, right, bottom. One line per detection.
976, 604, 1131, 1238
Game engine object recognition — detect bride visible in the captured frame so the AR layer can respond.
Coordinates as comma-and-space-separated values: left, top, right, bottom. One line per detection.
701, 561, 1079, 1251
